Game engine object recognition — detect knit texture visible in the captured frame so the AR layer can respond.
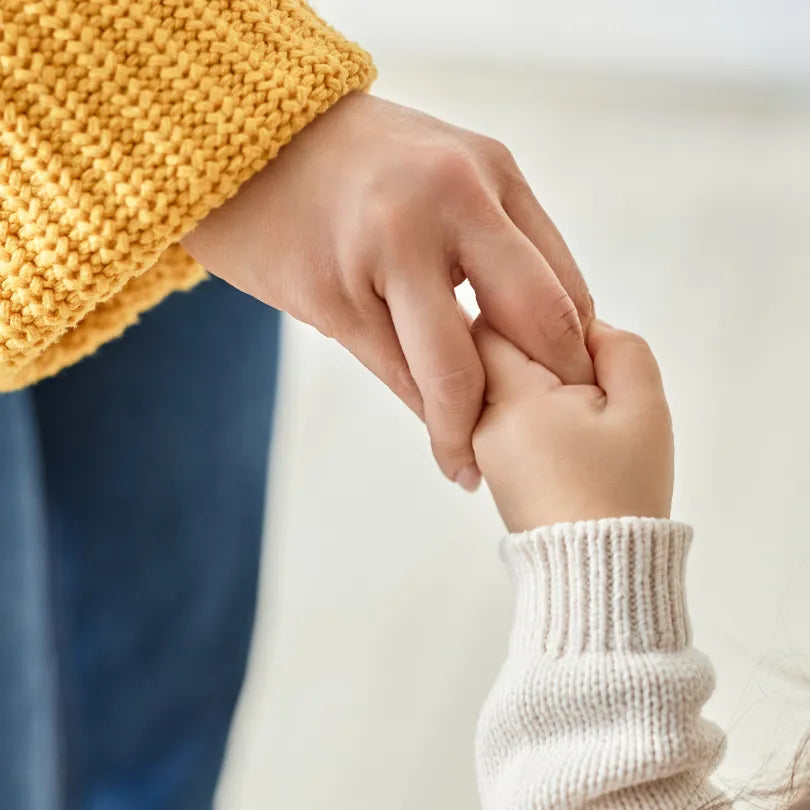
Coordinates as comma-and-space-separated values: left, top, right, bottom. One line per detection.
0, 0, 375, 390
476, 517, 731, 810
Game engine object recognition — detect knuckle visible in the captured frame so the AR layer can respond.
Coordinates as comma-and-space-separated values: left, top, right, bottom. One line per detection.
421, 144, 505, 228
427, 364, 485, 414
480, 135, 515, 166
537, 292, 583, 346
365, 192, 409, 237
430, 434, 467, 464
356, 197, 414, 271
556, 256, 589, 304
497, 154, 533, 199
460, 195, 507, 238
423, 145, 480, 191
480, 136, 522, 181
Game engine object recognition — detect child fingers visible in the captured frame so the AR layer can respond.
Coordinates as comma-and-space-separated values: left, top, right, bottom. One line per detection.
471, 316, 559, 402
588, 320, 666, 408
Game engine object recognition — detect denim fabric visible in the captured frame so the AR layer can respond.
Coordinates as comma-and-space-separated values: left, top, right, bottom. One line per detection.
0, 277, 281, 810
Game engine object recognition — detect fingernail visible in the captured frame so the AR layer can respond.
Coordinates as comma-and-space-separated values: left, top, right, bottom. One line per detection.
454, 464, 481, 493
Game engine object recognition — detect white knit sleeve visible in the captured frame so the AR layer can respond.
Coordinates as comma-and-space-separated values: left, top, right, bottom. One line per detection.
475, 517, 731, 810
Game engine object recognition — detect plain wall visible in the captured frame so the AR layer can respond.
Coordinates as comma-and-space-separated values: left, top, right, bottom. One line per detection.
218, 7, 810, 807
319, 0, 810, 84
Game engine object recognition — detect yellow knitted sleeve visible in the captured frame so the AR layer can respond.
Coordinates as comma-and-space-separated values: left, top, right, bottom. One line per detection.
0, 0, 375, 391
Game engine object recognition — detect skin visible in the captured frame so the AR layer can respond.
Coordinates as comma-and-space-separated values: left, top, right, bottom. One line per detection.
181, 93, 595, 492
471, 318, 674, 532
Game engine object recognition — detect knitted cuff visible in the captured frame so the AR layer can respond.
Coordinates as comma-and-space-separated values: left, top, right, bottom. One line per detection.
1, 0, 375, 390
501, 518, 693, 657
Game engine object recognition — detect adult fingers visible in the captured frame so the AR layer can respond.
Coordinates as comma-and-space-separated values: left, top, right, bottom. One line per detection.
588, 320, 666, 409
387, 273, 484, 491
339, 296, 425, 420
470, 316, 560, 404
501, 171, 594, 330
461, 214, 595, 385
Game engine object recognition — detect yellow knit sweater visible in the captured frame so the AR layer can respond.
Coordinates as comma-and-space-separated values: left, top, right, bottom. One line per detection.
0, 0, 374, 391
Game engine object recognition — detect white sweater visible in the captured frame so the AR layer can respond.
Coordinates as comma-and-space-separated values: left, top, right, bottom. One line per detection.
475, 517, 731, 809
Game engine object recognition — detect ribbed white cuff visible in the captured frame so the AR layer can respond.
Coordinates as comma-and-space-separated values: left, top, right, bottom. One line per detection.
501, 518, 692, 657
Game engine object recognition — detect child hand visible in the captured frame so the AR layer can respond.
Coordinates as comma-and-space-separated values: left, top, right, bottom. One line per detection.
471, 318, 674, 532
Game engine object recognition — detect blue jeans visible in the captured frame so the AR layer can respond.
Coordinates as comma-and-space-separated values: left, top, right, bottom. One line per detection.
0, 278, 281, 810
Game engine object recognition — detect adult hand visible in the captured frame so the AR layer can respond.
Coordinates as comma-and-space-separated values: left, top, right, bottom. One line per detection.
182, 93, 594, 491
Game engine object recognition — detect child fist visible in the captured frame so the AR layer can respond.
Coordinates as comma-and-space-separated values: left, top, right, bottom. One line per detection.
471, 318, 674, 533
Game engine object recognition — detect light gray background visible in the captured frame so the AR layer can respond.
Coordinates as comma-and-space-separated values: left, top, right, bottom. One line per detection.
218, 5, 810, 807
